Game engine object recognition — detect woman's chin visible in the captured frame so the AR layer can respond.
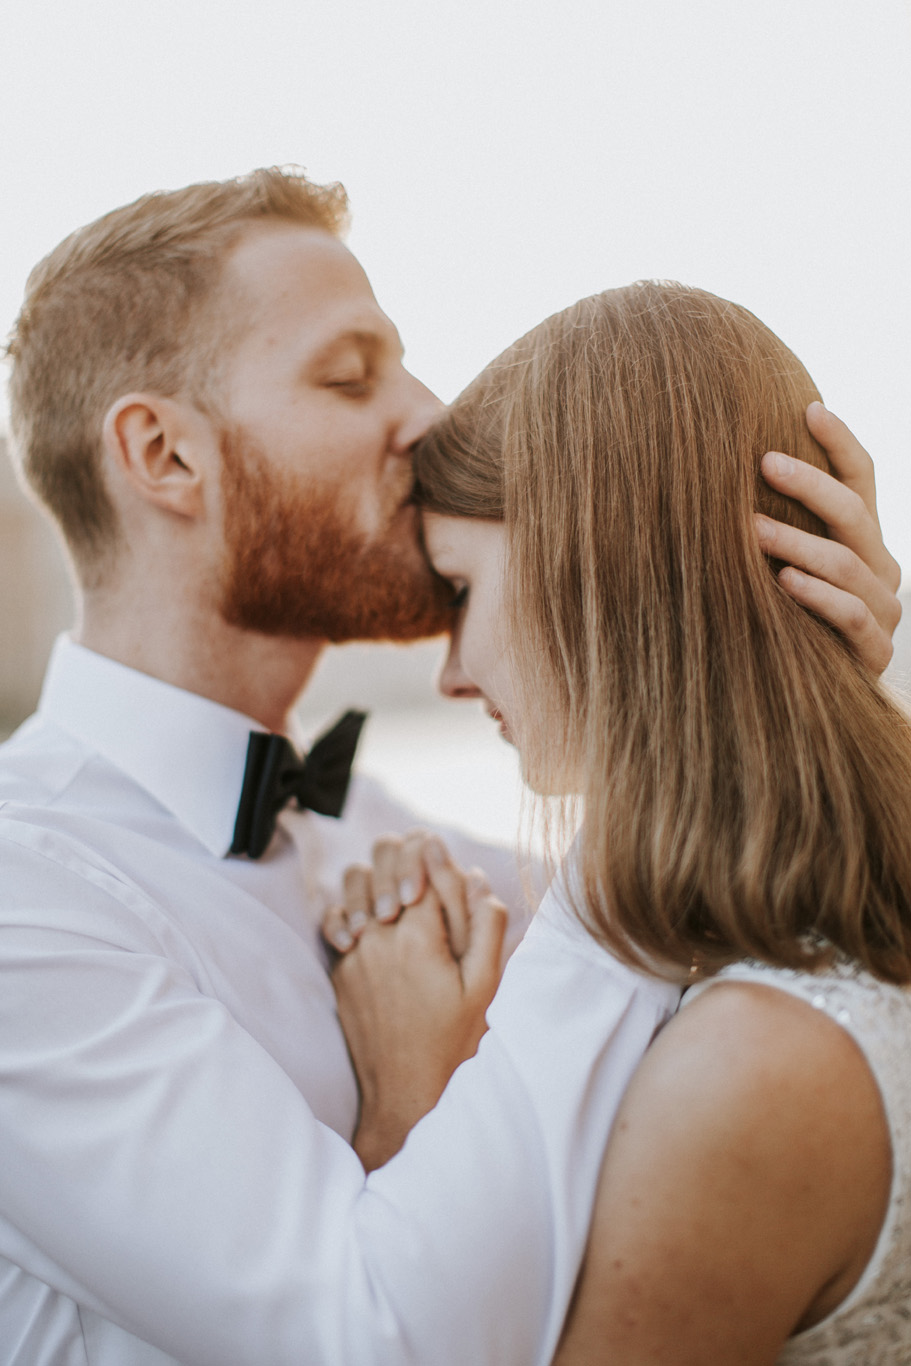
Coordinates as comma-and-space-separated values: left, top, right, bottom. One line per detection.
486, 709, 582, 796
518, 754, 582, 798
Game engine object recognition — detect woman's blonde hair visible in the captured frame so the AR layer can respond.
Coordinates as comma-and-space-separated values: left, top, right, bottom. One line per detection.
416, 282, 911, 983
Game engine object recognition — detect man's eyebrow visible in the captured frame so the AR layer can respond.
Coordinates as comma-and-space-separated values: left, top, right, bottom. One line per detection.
311, 327, 405, 364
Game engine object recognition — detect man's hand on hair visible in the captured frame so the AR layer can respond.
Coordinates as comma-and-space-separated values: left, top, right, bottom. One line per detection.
755, 403, 901, 675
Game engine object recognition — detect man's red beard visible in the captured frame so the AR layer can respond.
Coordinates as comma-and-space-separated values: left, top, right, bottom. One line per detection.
218, 427, 453, 642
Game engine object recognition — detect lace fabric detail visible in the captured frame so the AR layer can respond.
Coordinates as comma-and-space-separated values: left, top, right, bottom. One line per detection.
689, 959, 911, 1364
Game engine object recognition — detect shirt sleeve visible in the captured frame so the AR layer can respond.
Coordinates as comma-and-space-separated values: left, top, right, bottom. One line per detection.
0, 826, 678, 1365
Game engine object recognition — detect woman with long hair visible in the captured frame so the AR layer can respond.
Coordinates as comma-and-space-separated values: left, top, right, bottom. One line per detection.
330, 282, 911, 1362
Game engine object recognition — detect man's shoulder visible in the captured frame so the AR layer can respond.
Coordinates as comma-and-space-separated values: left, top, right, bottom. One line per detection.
0, 713, 91, 811
0, 717, 171, 937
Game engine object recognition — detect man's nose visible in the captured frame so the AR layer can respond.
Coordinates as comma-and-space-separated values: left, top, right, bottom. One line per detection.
391, 372, 445, 455
437, 634, 481, 700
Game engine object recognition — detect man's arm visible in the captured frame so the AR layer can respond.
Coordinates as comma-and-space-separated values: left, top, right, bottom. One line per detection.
0, 828, 673, 1366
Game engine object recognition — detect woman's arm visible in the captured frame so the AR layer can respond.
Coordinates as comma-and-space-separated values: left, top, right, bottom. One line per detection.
553, 980, 892, 1365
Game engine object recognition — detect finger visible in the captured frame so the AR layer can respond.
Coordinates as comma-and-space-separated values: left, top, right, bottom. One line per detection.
754, 514, 900, 633
423, 836, 470, 958
777, 567, 894, 674
342, 863, 374, 937
371, 834, 404, 923
398, 828, 432, 907
322, 904, 356, 954
804, 402, 876, 512
466, 866, 493, 903
461, 870, 508, 1001
803, 403, 902, 591
395, 888, 458, 962
759, 451, 899, 590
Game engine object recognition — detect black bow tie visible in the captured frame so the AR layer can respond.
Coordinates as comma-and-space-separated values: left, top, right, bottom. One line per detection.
230, 710, 367, 860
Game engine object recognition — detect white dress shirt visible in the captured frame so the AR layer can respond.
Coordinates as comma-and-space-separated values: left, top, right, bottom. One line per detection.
0, 636, 679, 1365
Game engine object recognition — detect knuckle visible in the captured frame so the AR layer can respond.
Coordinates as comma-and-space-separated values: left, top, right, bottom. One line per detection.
810, 541, 857, 588
840, 486, 867, 523
431, 877, 462, 913
397, 914, 433, 955
825, 542, 858, 584
846, 486, 868, 516
885, 555, 902, 593
843, 598, 874, 640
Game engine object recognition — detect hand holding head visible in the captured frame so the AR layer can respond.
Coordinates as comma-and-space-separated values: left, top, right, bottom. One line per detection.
414, 282, 911, 985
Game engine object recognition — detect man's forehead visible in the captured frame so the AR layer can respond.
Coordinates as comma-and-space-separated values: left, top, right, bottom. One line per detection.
225, 224, 363, 302
223, 224, 401, 351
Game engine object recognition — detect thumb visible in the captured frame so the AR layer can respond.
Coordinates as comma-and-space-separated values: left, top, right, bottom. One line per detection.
461, 868, 508, 1002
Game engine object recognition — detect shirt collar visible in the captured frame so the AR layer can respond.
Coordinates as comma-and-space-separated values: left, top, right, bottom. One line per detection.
38, 635, 267, 858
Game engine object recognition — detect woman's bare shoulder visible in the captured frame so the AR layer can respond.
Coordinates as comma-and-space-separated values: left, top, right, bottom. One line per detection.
553, 974, 891, 1366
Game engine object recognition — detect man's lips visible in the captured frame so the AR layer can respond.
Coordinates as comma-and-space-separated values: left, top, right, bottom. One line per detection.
393, 496, 425, 536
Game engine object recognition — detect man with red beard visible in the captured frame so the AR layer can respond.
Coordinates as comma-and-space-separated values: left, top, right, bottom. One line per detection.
0, 167, 901, 1363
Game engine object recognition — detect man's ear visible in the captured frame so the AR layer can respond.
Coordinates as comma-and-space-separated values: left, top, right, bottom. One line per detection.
101, 393, 212, 519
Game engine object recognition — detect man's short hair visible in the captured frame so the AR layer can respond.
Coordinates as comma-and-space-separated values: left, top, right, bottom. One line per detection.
5, 166, 348, 582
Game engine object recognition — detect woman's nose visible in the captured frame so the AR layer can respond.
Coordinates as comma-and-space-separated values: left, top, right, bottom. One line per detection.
437, 634, 481, 700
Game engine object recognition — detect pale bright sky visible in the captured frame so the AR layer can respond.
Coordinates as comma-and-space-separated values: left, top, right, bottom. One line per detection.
1, 0, 909, 567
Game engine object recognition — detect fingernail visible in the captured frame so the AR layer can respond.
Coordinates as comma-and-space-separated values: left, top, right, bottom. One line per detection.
349, 909, 369, 934
333, 928, 354, 950
400, 877, 418, 905
375, 893, 398, 922
753, 513, 774, 537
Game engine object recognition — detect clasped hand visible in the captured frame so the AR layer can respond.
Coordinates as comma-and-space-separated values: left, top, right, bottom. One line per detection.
322, 832, 508, 1171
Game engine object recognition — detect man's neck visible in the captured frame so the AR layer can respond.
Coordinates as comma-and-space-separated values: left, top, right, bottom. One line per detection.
77, 598, 325, 734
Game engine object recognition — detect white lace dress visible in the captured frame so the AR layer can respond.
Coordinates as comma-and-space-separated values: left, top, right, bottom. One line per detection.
687, 959, 911, 1364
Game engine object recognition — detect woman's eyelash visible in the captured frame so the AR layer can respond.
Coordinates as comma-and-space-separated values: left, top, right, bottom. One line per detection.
448, 585, 469, 610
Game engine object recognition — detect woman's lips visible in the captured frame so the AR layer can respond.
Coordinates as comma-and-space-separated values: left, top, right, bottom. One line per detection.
486, 706, 514, 745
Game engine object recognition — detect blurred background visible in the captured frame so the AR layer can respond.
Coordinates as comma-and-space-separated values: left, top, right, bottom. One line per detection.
1, 0, 909, 846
